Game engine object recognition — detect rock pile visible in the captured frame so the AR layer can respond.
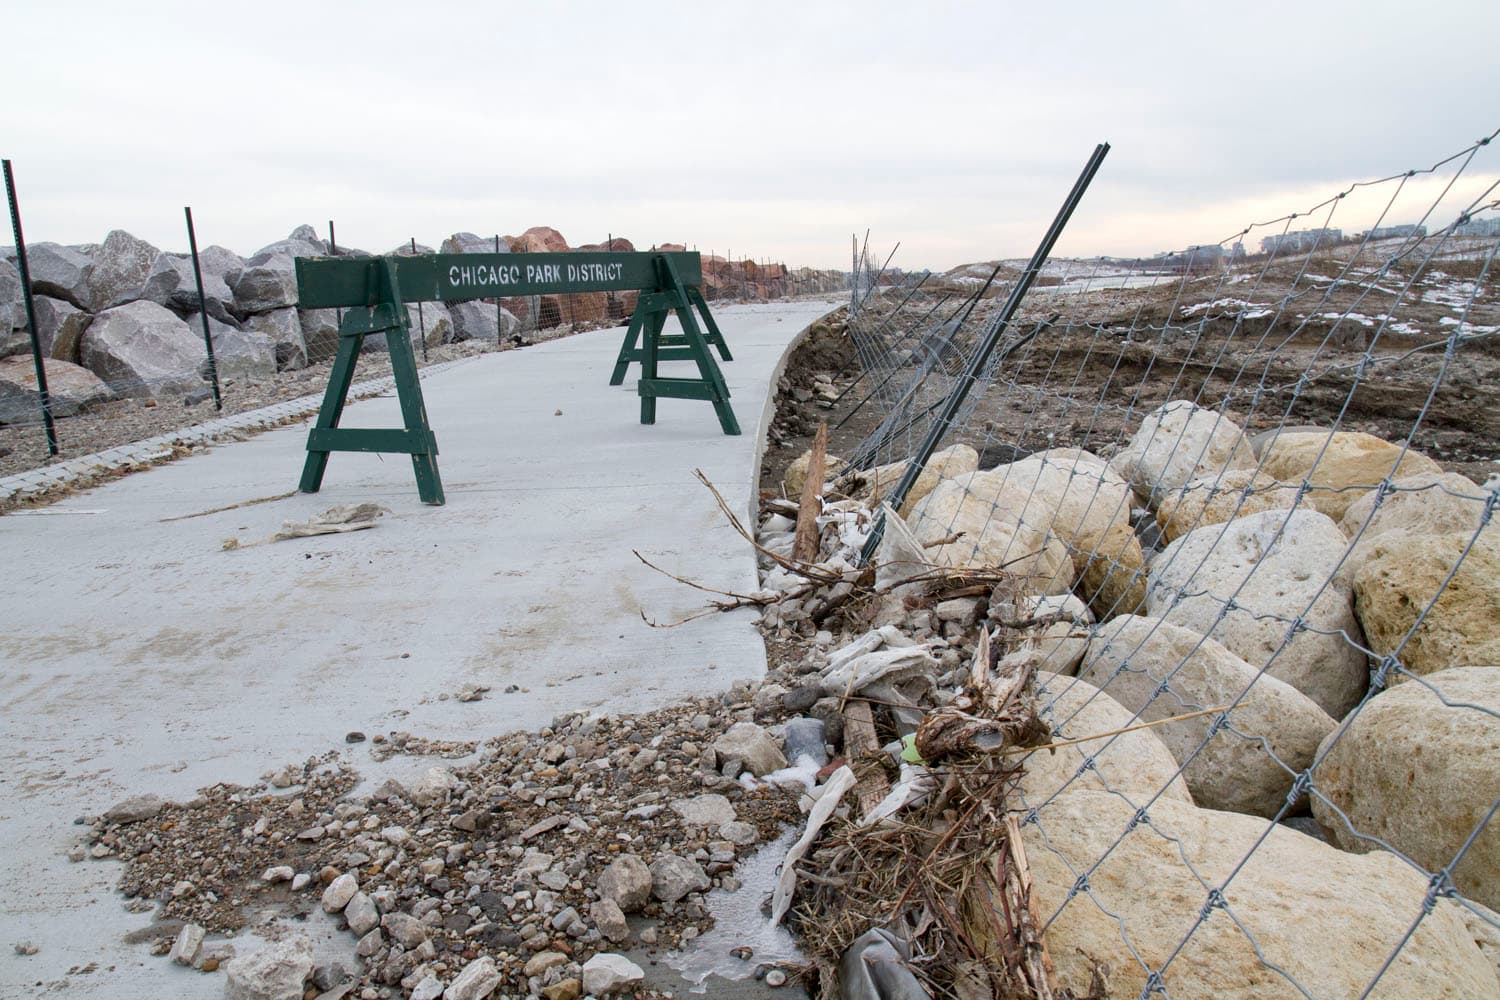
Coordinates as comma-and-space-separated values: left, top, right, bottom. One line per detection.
81, 702, 802, 999
759, 395, 1499, 996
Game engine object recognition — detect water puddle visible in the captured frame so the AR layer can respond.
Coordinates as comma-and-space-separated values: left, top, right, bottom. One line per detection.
667, 827, 807, 992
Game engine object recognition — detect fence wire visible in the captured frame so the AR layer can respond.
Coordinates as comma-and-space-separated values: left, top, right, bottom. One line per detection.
833, 130, 1500, 998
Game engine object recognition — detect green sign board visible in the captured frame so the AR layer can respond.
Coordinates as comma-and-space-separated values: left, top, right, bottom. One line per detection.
295, 251, 704, 307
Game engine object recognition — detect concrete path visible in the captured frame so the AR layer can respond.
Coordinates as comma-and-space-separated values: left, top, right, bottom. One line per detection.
0, 299, 837, 998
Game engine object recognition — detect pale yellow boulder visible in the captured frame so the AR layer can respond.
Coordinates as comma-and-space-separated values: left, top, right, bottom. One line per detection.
1025, 790, 1499, 999
1156, 469, 1309, 543
981, 448, 1133, 548
1259, 430, 1443, 522
1352, 531, 1500, 680
1312, 666, 1500, 912
1147, 509, 1368, 719
908, 471, 1073, 594
1069, 523, 1148, 620
1075, 615, 1336, 817
781, 448, 848, 499
1339, 471, 1489, 570
1018, 671, 1194, 806
1108, 400, 1257, 507
839, 443, 979, 515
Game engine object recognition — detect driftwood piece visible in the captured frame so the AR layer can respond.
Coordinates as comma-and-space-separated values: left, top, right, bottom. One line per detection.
842, 699, 891, 815
1002, 813, 1058, 999
792, 421, 827, 563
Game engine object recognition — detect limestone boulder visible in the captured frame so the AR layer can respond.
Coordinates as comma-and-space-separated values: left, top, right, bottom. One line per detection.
841, 443, 979, 516
80, 300, 206, 400
32, 296, 91, 362
1353, 532, 1500, 680
713, 722, 786, 777
1025, 790, 1499, 999
184, 313, 275, 381
1069, 523, 1149, 620
982, 448, 1133, 548
83, 230, 160, 312
1339, 472, 1489, 572
247, 308, 307, 371
782, 448, 849, 499
231, 252, 299, 314
909, 471, 1074, 595
1148, 509, 1367, 718
12, 242, 92, 308
1108, 400, 1256, 507
1018, 671, 1193, 806
1259, 430, 1443, 522
1156, 469, 1309, 543
224, 932, 313, 1000
1311, 666, 1500, 911
0, 355, 113, 422
1076, 615, 1336, 816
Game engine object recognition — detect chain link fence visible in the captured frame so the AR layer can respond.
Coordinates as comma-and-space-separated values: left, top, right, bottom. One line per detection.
818, 131, 1500, 997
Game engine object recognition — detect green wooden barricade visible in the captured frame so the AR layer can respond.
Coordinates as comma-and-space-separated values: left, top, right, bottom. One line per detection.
292, 250, 738, 505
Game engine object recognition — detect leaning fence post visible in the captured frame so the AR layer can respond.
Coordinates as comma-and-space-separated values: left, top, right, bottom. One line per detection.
3, 159, 59, 455
184, 207, 223, 411
858, 142, 1111, 564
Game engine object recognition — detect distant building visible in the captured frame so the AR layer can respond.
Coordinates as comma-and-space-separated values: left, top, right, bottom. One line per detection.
1260, 229, 1344, 255
1364, 224, 1426, 241
1455, 217, 1500, 237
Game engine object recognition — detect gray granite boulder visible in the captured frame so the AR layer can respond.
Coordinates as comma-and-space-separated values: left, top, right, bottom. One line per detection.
9, 242, 93, 308
1, 257, 24, 332
141, 252, 234, 319
0, 355, 113, 422
449, 299, 500, 343
32, 296, 92, 362
184, 312, 275, 380
247, 308, 307, 371
230, 253, 298, 314
440, 231, 506, 255
83, 230, 160, 312
80, 300, 206, 400
297, 308, 341, 361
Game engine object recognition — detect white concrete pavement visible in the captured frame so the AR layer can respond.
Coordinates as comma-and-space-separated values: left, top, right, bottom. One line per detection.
0, 299, 838, 998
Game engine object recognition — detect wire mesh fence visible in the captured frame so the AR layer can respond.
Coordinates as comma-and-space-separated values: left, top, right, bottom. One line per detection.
793, 130, 1500, 997
0, 216, 849, 484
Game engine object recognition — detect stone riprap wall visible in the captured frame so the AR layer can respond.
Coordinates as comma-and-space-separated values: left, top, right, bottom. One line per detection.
0, 224, 848, 425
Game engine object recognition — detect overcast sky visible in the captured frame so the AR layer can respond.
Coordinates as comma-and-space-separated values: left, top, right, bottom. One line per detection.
3, 0, 1497, 271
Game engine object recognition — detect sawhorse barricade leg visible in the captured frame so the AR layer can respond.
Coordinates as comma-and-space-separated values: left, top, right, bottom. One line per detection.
633, 254, 740, 435
298, 259, 445, 504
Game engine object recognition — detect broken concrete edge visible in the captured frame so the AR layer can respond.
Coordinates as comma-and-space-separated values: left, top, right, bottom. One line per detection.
0, 357, 479, 508
747, 303, 846, 530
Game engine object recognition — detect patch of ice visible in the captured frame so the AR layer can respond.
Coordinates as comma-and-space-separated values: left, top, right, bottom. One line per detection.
668, 828, 806, 992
